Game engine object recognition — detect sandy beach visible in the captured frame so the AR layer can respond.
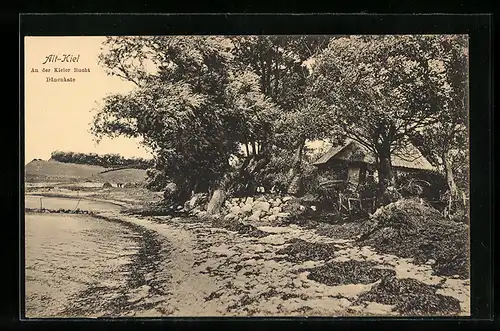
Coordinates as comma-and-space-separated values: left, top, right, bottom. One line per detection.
24, 191, 470, 318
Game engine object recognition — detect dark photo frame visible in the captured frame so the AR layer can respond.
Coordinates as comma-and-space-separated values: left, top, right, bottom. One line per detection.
15, 12, 494, 330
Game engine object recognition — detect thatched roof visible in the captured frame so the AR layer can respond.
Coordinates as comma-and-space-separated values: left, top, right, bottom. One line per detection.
313, 139, 435, 171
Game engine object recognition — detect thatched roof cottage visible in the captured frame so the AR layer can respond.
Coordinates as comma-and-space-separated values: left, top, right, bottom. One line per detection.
313, 139, 435, 186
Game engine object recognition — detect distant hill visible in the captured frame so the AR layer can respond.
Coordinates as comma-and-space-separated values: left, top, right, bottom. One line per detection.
25, 159, 147, 184
90, 168, 147, 184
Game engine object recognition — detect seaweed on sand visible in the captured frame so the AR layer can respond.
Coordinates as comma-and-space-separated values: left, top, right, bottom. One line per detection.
306, 260, 396, 286
357, 199, 469, 279
275, 238, 340, 263
356, 275, 461, 316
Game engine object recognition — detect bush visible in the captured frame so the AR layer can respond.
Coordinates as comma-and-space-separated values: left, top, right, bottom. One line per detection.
395, 171, 448, 202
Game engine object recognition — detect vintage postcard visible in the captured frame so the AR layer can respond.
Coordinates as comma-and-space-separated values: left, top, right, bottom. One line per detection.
24, 35, 470, 318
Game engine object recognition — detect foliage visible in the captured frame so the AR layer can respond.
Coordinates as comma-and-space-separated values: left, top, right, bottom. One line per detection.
50, 150, 153, 169
92, 35, 470, 208
408, 35, 469, 198
230, 36, 335, 192
311, 35, 468, 197
394, 171, 448, 203
92, 36, 277, 197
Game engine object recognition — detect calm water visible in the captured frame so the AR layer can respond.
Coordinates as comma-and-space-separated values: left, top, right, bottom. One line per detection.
24, 204, 141, 317
25, 195, 122, 213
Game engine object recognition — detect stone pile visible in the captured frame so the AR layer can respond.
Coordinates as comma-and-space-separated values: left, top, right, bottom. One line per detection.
219, 196, 296, 225
187, 194, 309, 225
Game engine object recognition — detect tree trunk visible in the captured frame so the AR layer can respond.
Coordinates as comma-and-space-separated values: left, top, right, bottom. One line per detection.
377, 146, 395, 205
206, 188, 226, 215
443, 151, 459, 197
287, 139, 306, 195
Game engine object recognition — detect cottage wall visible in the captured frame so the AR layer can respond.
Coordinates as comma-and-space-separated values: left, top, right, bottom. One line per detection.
347, 166, 360, 184
318, 162, 348, 181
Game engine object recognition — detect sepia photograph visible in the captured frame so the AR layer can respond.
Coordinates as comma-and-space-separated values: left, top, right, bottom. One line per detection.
24, 34, 470, 318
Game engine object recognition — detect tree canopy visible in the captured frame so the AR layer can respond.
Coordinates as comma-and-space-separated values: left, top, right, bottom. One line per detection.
310, 35, 468, 197
92, 36, 278, 197
92, 35, 469, 208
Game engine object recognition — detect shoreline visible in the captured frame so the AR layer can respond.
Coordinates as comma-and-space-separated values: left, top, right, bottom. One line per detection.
24, 194, 172, 318
25, 192, 131, 209
23, 190, 471, 317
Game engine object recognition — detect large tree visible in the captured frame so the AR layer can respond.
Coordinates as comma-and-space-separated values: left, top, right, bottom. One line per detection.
408, 35, 469, 199
311, 35, 466, 201
92, 36, 276, 206
230, 36, 333, 194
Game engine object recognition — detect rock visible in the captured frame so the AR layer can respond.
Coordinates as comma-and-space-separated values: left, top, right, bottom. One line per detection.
310, 205, 317, 211
426, 259, 436, 265
242, 203, 253, 214
206, 189, 226, 215
256, 196, 267, 202
293, 279, 302, 287
271, 198, 282, 207
248, 211, 262, 222
253, 201, 271, 213
276, 212, 290, 218
230, 205, 242, 215
268, 215, 278, 222
283, 196, 293, 202
224, 213, 237, 221
231, 198, 240, 205
245, 197, 254, 205
271, 206, 282, 215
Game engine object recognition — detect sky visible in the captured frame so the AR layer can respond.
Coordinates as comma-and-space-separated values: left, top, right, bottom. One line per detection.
24, 37, 153, 164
